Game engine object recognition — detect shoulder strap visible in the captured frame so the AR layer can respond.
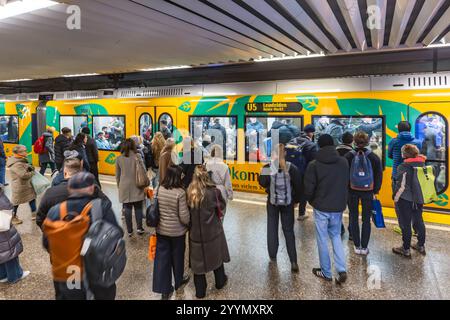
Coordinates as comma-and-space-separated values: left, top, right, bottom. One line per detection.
60, 201, 68, 220
89, 199, 103, 222
80, 201, 94, 218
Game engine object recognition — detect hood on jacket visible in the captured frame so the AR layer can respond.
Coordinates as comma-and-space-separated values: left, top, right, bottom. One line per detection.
397, 131, 416, 142
404, 155, 427, 164
315, 146, 340, 164
6, 156, 28, 168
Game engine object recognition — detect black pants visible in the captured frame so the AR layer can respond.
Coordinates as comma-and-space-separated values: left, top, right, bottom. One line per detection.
193, 264, 226, 299
39, 162, 56, 176
56, 161, 63, 172
123, 201, 143, 233
298, 198, 307, 216
396, 198, 426, 250
53, 281, 116, 300
89, 162, 101, 188
12, 199, 36, 217
267, 202, 297, 263
152, 234, 186, 295
348, 193, 372, 249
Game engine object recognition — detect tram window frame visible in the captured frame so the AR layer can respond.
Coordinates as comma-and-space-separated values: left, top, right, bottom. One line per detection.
415, 111, 449, 195
244, 115, 304, 163
0, 115, 19, 144
311, 115, 386, 169
59, 115, 89, 135
92, 115, 126, 151
158, 113, 174, 134
139, 113, 153, 141
188, 115, 238, 161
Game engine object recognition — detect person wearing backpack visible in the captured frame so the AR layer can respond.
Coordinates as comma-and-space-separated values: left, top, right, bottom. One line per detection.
392, 144, 432, 257
38, 128, 57, 176
54, 127, 72, 171
43, 172, 122, 300
325, 119, 345, 146
304, 134, 349, 283
258, 144, 301, 272
286, 124, 317, 221
345, 132, 382, 256
81, 127, 101, 188
152, 165, 190, 300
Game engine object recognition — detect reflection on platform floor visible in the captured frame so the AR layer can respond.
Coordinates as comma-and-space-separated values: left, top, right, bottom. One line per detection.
1, 174, 449, 300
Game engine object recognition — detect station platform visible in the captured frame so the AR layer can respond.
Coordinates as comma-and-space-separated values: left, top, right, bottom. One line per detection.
1, 173, 449, 300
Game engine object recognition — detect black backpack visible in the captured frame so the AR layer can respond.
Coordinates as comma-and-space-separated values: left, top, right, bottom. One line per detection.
82, 199, 127, 290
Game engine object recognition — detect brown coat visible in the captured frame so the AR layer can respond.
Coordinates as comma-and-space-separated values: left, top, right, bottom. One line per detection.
115, 151, 145, 203
156, 186, 190, 237
6, 156, 36, 206
158, 150, 174, 183
189, 187, 230, 275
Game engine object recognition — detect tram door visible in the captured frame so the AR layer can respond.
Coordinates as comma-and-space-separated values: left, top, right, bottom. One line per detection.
136, 106, 177, 141
408, 102, 449, 211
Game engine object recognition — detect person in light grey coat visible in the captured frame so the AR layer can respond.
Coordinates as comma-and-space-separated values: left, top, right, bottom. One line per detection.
153, 165, 190, 300
115, 139, 145, 236
39, 129, 56, 175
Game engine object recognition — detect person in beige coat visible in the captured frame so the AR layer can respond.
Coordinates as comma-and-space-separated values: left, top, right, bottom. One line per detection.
115, 138, 145, 236
6, 145, 36, 225
152, 165, 190, 300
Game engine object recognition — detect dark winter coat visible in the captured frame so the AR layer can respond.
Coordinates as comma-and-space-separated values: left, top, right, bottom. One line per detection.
291, 133, 317, 164
393, 156, 430, 204
54, 134, 72, 167
304, 146, 349, 212
258, 162, 302, 204
69, 144, 90, 172
38, 132, 55, 164
336, 143, 353, 157
0, 226, 23, 264
388, 132, 422, 177
84, 135, 99, 166
189, 187, 230, 275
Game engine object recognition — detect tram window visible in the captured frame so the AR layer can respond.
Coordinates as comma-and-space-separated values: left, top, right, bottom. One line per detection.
189, 116, 237, 160
0, 115, 19, 144
60, 116, 88, 135
158, 113, 173, 140
245, 117, 303, 162
92, 116, 125, 151
416, 113, 448, 194
313, 116, 384, 160
139, 113, 153, 142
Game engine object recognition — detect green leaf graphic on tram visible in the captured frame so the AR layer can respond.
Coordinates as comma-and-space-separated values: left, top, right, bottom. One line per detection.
435, 193, 449, 207
0, 102, 5, 114
105, 153, 117, 165
297, 95, 319, 112
178, 101, 191, 113
193, 97, 229, 115
45, 106, 60, 130
74, 104, 109, 116
230, 96, 251, 118
15, 104, 28, 119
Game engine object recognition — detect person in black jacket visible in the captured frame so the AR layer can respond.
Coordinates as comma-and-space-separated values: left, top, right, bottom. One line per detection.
54, 127, 72, 171
209, 118, 227, 154
304, 134, 349, 283
81, 127, 101, 188
337, 131, 354, 238
0, 137, 7, 186
258, 144, 301, 273
68, 133, 90, 172
345, 131, 382, 256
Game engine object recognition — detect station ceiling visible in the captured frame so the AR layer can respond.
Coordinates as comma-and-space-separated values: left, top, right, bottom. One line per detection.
0, 0, 450, 82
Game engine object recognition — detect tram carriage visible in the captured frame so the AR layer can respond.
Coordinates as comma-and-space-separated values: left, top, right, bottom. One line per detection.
1, 72, 450, 225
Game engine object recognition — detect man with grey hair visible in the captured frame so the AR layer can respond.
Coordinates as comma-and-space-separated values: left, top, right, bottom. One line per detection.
6, 145, 36, 224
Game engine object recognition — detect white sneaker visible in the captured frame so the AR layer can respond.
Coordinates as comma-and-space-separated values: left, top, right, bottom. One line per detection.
19, 271, 30, 281
354, 246, 362, 255
0, 278, 7, 283
360, 248, 370, 256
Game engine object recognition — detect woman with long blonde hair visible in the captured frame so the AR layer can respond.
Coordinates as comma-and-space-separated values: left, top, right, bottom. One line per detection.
187, 166, 230, 299
150, 132, 165, 187
258, 143, 301, 272
158, 138, 176, 183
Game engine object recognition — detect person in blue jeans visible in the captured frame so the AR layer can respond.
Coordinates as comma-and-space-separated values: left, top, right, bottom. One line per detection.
0, 137, 7, 186
0, 222, 30, 283
304, 134, 350, 283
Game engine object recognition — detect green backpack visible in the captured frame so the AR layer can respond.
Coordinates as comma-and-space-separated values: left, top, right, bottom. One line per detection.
415, 166, 439, 204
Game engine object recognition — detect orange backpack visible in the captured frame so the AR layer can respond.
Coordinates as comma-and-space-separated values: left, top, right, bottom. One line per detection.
43, 201, 92, 282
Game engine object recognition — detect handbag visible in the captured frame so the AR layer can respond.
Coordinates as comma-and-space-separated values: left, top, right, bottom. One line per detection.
146, 188, 160, 227
31, 171, 51, 195
135, 156, 150, 189
148, 234, 157, 261
0, 210, 13, 232
371, 198, 386, 228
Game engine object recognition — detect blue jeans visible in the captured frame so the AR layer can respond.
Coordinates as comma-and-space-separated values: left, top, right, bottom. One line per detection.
0, 157, 6, 185
0, 257, 24, 283
314, 209, 347, 278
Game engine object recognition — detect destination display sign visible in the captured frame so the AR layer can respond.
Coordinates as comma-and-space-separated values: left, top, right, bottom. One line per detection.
245, 102, 303, 113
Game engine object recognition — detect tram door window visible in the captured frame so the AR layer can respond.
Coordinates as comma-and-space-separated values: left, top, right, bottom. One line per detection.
139, 113, 153, 143
60, 116, 88, 135
313, 116, 385, 163
92, 116, 125, 151
245, 117, 303, 162
416, 113, 448, 194
189, 116, 237, 160
0, 115, 19, 143
158, 113, 173, 140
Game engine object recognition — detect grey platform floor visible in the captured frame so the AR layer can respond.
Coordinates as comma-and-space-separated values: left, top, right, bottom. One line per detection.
1, 173, 449, 300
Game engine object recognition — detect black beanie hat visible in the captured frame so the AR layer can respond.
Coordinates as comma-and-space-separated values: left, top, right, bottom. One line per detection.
318, 134, 334, 148
68, 172, 95, 190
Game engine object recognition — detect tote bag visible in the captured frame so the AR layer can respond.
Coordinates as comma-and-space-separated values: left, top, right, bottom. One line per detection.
135, 156, 150, 189
31, 171, 51, 195
371, 198, 386, 228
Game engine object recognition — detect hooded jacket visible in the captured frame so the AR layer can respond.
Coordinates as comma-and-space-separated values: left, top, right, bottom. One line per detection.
388, 132, 422, 177
291, 133, 318, 164
54, 134, 72, 166
336, 143, 353, 157
393, 156, 430, 204
0, 226, 23, 265
304, 146, 349, 212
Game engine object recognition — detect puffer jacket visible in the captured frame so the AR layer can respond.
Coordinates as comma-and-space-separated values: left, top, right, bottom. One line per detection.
156, 186, 190, 237
54, 134, 72, 167
393, 156, 431, 204
0, 226, 23, 264
38, 132, 55, 164
388, 132, 422, 177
